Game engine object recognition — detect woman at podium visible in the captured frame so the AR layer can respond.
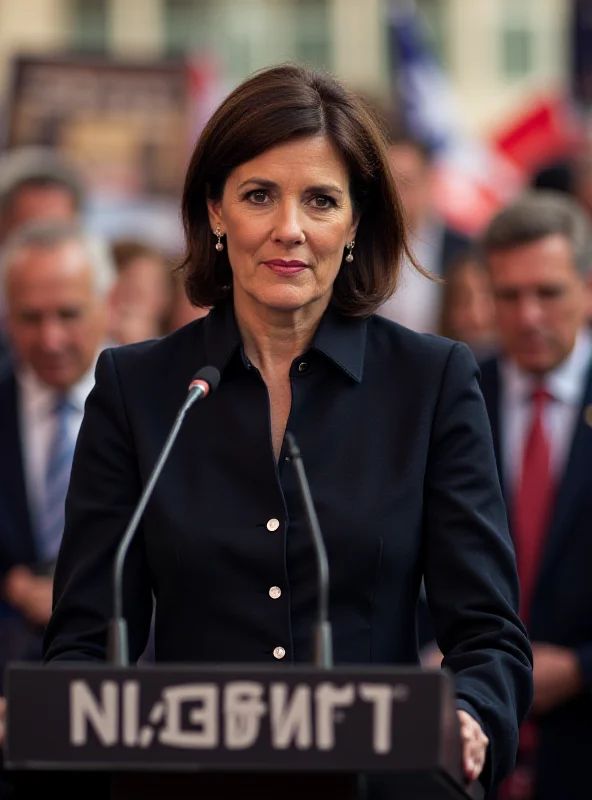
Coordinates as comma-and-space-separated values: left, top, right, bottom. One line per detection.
41, 64, 533, 795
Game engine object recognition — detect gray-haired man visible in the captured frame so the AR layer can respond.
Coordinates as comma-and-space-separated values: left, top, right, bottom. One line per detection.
479, 190, 592, 800
0, 220, 115, 688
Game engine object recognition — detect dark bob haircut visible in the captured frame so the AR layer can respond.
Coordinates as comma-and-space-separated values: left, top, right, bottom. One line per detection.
180, 63, 425, 318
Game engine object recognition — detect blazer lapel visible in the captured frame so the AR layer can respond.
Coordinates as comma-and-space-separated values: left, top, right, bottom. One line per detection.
0, 368, 36, 569
536, 360, 592, 586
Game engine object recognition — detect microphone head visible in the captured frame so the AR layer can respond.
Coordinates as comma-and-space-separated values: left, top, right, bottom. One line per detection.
189, 365, 220, 396
285, 431, 300, 458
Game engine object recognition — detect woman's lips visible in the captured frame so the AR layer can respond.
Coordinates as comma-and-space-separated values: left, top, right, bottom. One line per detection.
263, 260, 308, 276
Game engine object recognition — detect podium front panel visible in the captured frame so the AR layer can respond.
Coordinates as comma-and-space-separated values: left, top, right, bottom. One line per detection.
5, 663, 456, 775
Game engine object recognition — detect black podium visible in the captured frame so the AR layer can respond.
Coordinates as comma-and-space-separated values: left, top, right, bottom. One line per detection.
3, 663, 484, 799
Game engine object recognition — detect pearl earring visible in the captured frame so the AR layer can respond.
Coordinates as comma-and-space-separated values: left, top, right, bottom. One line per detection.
214, 226, 224, 252
345, 241, 355, 263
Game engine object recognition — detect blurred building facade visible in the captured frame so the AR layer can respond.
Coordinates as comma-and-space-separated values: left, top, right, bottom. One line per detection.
0, 0, 573, 138
0, 0, 386, 100
418, 0, 571, 135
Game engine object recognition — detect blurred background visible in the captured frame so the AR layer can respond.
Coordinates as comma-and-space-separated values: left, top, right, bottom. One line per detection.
2, 4, 592, 786
0, 0, 591, 337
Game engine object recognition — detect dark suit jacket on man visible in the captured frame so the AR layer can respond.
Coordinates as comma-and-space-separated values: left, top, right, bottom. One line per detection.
480, 356, 592, 800
42, 304, 533, 794
0, 360, 46, 689
0, 362, 37, 573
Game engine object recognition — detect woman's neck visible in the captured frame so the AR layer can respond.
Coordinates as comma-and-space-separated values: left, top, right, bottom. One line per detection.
234, 293, 330, 374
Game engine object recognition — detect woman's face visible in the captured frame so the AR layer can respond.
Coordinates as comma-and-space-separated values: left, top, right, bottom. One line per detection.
448, 262, 496, 345
207, 135, 358, 317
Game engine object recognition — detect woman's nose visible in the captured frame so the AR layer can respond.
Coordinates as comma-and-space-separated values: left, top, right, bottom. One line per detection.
271, 201, 305, 245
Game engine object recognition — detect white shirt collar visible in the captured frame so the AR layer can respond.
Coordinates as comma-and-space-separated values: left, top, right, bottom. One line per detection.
501, 329, 592, 406
17, 359, 98, 420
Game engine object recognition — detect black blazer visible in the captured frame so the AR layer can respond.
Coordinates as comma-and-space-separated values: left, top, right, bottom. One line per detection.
0, 362, 37, 581
480, 357, 592, 800
43, 303, 533, 792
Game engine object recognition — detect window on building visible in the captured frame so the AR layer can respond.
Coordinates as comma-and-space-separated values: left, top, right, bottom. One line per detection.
417, 0, 449, 67
502, 28, 533, 78
69, 0, 109, 53
500, 0, 535, 79
164, 0, 330, 83
294, 0, 330, 69
164, 0, 198, 58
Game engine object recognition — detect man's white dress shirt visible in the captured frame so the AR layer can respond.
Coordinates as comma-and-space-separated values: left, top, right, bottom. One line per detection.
17, 363, 96, 544
500, 331, 592, 496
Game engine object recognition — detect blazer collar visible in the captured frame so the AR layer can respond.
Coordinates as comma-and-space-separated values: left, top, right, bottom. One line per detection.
203, 300, 367, 383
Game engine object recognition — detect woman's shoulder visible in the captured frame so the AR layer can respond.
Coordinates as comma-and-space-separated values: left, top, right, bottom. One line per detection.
363, 314, 480, 394
104, 316, 209, 383
367, 313, 466, 364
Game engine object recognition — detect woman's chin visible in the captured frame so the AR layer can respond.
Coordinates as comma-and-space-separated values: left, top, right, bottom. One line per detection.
251, 285, 327, 313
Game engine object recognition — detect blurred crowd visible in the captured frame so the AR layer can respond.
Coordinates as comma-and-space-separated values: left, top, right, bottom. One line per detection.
0, 146, 208, 364
381, 117, 592, 800
0, 146, 208, 700
1, 91, 592, 799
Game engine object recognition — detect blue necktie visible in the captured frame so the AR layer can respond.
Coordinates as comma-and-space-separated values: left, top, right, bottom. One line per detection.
37, 395, 76, 564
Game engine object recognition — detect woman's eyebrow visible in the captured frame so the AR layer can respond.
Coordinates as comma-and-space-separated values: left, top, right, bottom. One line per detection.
237, 177, 276, 191
237, 177, 344, 196
307, 184, 344, 196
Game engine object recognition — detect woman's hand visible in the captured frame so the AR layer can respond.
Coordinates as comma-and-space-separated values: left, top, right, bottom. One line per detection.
457, 709, 489, 782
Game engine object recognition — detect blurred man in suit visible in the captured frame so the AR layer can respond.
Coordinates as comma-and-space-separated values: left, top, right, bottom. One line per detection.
479, 191, 592, 800
0, 148, 84, 362
0, 219, 115, 691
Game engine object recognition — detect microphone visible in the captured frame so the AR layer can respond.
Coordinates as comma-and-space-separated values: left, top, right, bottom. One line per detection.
285, 431, 333, 669
108, 365, 221, 666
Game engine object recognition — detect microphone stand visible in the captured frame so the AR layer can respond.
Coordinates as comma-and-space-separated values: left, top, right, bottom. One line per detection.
285, 431, 333, 669
108, 367, 219, 666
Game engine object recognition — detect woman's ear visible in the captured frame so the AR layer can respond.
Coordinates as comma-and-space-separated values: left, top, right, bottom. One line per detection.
206, 197, 223, 234
349, 212, 360, 243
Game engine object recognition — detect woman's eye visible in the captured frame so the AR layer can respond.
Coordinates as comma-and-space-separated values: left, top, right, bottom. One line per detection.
311, 195, 335, 209
247, 190, 269, 204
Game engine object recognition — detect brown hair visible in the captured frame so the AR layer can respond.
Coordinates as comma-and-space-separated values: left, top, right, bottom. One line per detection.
481, 190, 592, 275
179, 63, 426, 318
111, 238, 166, 274
0, 148, 84, 213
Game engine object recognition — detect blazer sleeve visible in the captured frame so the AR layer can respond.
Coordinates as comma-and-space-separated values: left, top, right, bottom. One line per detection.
43, 348, 153, 663
423, 342, 533, 791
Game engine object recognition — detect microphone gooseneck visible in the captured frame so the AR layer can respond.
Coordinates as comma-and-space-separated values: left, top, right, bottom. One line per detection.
285, 431, 333, 669
108, 365, 220, 666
